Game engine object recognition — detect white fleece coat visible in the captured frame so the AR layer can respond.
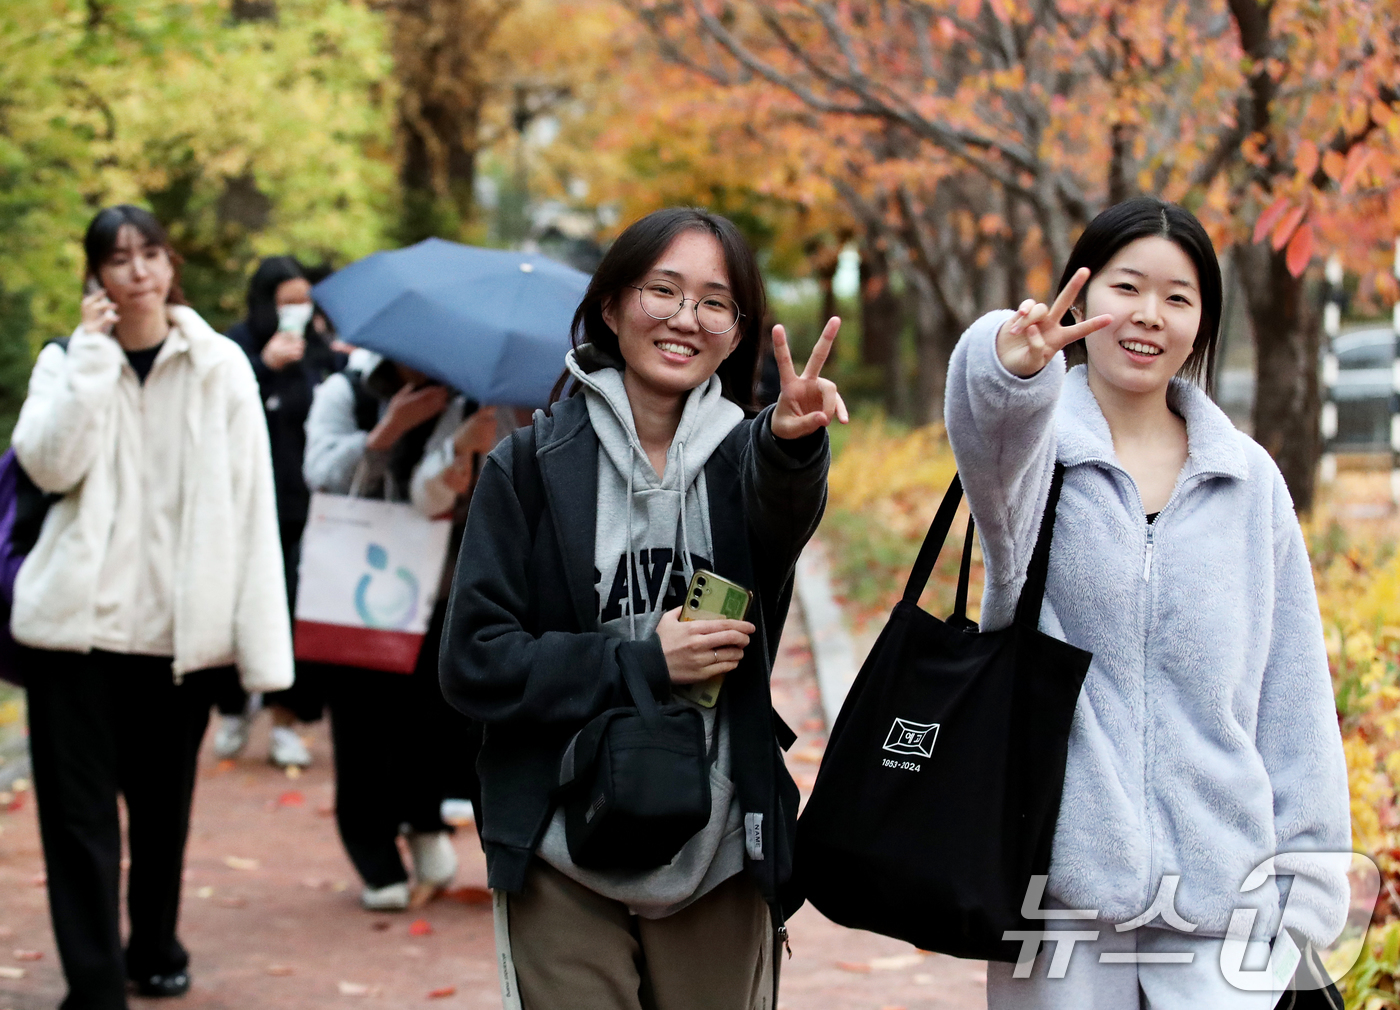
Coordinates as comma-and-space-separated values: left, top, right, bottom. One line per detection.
945, 311, 1350, 947
10, 306, 293, 691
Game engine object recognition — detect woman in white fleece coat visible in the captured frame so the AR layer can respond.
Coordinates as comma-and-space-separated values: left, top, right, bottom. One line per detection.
12, 205, 291, 1010
945, 197, 1349, 1009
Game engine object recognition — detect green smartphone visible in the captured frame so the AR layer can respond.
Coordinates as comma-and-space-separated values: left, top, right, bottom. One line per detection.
674, 570, 753, 708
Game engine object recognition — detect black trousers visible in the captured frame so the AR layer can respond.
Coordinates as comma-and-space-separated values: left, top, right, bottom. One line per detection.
24, 649, 217, 1010
325, 603, 478, 888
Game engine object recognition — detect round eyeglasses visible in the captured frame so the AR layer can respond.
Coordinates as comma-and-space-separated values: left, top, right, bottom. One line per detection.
629, 282, 742, 335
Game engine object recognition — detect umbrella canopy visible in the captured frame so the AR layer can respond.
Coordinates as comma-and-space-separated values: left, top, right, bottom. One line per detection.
311, 238, 590, 407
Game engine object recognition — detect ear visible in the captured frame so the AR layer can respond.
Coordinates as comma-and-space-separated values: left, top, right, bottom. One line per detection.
724, 330, 743, 359
600, 295, 619, 336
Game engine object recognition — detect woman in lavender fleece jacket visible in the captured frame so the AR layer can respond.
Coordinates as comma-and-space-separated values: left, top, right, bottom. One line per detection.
945, 198, 1349, 1008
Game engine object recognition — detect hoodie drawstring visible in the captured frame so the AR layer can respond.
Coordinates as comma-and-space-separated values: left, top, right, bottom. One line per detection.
625, 439, 692, 643
626, 442, 636, 641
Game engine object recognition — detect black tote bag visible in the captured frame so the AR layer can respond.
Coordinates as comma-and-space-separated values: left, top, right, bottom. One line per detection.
794, 464, 1092, 962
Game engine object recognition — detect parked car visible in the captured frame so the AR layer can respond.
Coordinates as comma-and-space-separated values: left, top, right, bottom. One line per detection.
1330, 327, 1395, 451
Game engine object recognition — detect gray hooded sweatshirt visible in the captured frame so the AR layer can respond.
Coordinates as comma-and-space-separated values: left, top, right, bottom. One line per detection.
945, 310, 1350, 947
535, 351, 749, 917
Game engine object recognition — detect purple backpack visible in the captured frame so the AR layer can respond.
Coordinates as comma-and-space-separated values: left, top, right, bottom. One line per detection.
0, 447, 62, 686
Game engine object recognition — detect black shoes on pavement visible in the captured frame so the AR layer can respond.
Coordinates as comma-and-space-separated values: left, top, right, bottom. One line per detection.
130, 970, 191, 997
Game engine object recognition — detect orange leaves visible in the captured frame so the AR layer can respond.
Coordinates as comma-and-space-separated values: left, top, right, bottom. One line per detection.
1253, 196, 1293, 245
1295, 140, 1320, 179
1272, 204, 1307, 251
1286, 224, 1315, 279
1322, 149, 1348, 181
1253, 196, 1314, 279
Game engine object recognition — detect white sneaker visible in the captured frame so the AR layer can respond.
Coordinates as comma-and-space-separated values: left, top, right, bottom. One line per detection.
439, 799, 475, 826
360, 881, 410, 911
268, 726, 312, 768
407, 831, 458, 887
212, 714, 250, 759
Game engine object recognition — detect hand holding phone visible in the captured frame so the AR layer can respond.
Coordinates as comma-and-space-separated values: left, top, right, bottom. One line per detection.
81, 277, 118, 336
666, 571, 755, 707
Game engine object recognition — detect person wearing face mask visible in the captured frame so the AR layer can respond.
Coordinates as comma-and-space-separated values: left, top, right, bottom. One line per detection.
12, 205, 290, 1007
213, 257, 348, 768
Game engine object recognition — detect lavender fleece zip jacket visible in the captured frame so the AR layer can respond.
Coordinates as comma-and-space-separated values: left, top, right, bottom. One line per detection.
945, 310, 1350, 947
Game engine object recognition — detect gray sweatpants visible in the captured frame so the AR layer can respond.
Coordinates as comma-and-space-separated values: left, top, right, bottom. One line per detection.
496, 861, 774, 1010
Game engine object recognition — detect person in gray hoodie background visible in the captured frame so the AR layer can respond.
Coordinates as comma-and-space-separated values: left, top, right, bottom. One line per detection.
945, 197, 1349, 1008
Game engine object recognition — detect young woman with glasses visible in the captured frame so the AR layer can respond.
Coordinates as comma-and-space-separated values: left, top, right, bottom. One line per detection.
441, 207, 846, 1008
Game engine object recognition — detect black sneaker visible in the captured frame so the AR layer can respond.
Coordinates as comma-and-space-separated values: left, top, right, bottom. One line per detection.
131, 970, 190, 997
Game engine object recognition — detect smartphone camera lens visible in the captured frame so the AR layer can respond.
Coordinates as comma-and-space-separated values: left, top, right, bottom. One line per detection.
688, 599, 699, 609
696, 576, 707, 586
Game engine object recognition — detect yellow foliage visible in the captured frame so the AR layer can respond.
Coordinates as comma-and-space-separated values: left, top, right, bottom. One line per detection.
827, 417, 958, 538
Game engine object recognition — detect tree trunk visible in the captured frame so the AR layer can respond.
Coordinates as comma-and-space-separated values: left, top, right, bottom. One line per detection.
860, 243, 907, 417
908, 270, 958, 425
1233, 241, 1321, 512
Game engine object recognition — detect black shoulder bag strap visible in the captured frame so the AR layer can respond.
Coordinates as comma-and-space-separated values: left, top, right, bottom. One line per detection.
902, 474, 978, 628
509, 423, 544, 538
1012, 462, 1068, 631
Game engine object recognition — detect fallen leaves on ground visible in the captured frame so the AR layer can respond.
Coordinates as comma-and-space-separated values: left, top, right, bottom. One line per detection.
222, 856, 259, 871
443, 886, 491, 905
869, 953, 923, 970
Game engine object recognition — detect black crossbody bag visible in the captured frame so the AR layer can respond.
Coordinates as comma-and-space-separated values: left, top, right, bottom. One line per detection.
556, 661, 718, 870
794, 464, 1092, 962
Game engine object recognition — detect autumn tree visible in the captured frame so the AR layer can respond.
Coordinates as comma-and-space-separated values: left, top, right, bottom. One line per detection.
1167, 0, 1400, 510
629, 0, 1400, 507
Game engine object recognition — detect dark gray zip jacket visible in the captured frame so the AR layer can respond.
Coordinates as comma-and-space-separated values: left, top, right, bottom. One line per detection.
439, 394, 827, 921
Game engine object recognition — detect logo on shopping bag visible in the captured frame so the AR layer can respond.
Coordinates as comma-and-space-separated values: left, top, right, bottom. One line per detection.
354, 543, 421, 630
883, 718, 939, 757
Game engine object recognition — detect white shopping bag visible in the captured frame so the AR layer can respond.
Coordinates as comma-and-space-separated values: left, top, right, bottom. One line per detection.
294, 492, 452, 673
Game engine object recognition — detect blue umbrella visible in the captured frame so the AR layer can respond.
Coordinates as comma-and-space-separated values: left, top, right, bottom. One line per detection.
311, 238, 590, 407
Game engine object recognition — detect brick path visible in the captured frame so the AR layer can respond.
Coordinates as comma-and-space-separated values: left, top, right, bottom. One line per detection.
0, 602, 985, 1010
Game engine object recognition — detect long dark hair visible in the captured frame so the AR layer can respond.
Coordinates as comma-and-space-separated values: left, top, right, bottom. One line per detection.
553, 207, 766, 410
1058, 197, 1221, 390
83, 205, 187, 305
246, 255, 305, 347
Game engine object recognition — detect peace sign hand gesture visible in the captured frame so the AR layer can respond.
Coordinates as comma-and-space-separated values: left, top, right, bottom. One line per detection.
770, 316, 849, 441
996, 268, 1113, 378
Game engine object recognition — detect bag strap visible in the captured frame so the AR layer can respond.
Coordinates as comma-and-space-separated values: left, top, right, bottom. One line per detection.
510, 424, 545, 538
901, 473, 965, 605
1012, 462, 1067, 631
951, 515, 976, 623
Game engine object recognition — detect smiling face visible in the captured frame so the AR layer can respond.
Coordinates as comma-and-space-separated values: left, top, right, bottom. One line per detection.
601, 229, 743, 403
1080, 235, 1203, 396
96, 224, 174, 315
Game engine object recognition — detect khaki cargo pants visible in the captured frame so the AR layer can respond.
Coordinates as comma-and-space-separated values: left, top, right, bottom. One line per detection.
494, 861, 775, 1010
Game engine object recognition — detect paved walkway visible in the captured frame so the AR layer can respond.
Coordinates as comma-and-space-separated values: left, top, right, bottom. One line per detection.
0, 603, 985, 1010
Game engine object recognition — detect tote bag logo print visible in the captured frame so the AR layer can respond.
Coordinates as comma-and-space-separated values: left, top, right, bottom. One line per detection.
883, 718, 939, 758
354, 542, 421, 630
